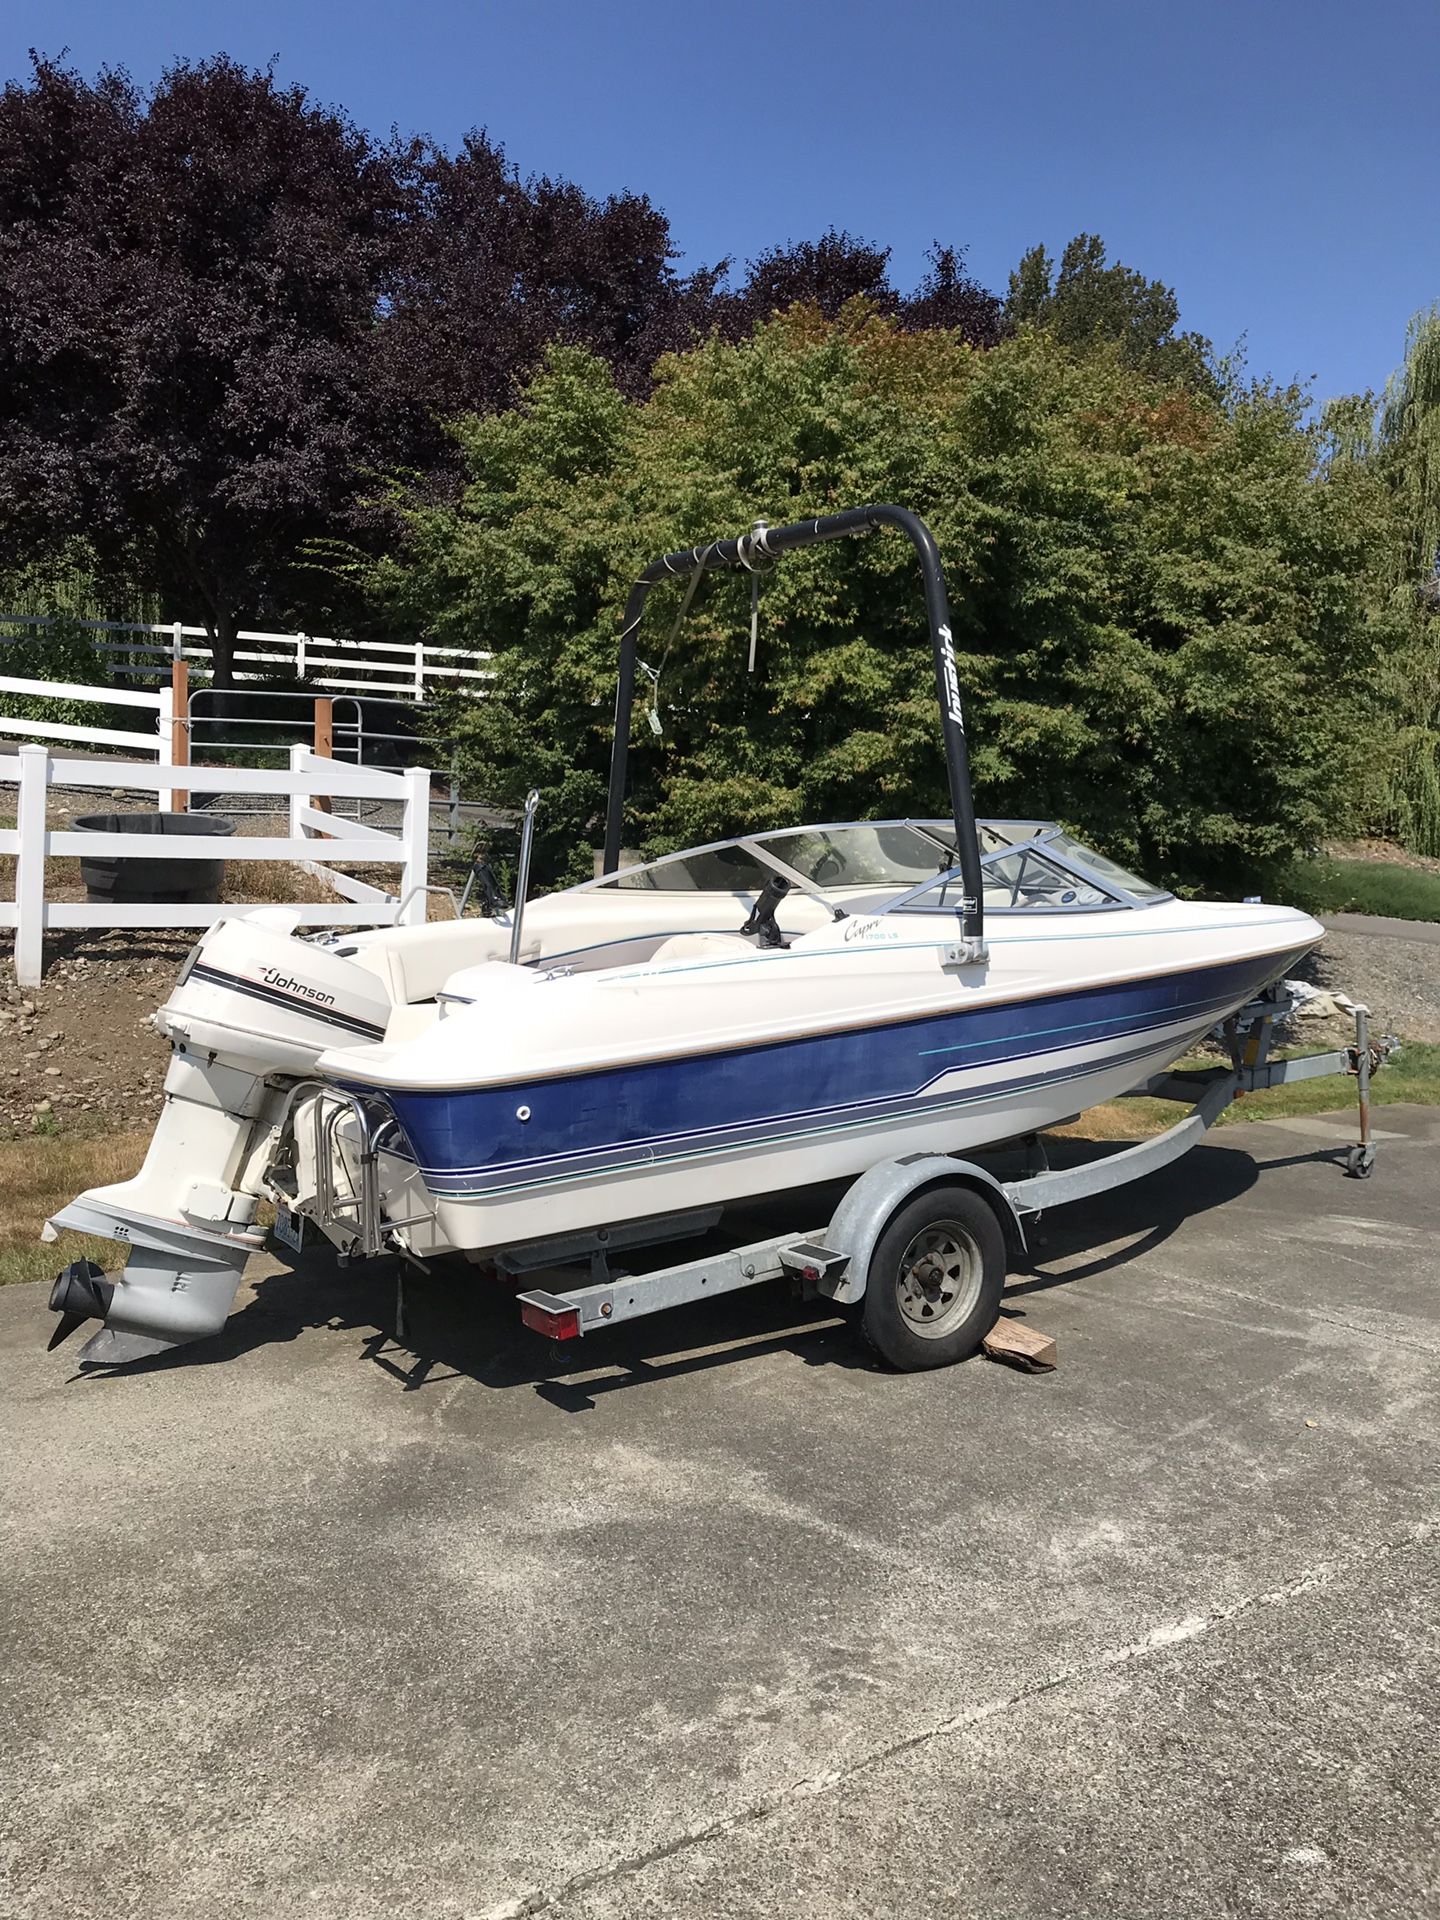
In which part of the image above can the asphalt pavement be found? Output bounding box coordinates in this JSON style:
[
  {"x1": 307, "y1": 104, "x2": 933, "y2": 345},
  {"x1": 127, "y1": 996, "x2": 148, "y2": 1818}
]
[
  {"x1": 2, "y1": 1106, "x2": 1437, "y2": 1920},
  {"x1": 1323, "y1": 909, "x2": 1440, "y2": 946}
]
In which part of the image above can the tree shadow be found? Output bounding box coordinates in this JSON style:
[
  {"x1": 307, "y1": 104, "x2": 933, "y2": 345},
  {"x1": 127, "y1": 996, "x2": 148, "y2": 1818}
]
[
  {"x1": 71, "y1": 1239, "x2": 875, "y2": 1408},
  {"x1": 47, "y1": 926, "x2": 196, "y2": 967}
]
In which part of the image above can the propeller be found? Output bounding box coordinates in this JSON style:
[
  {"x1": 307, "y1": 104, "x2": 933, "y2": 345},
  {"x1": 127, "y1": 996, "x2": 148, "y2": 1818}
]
[{"x1": 47, "y1": 1260, "x2": 114, "y2": 1351}]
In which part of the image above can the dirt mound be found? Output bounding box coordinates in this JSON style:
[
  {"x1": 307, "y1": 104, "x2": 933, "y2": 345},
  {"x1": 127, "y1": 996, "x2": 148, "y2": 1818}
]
[{"x1": 1, "y1": 932, "x2": 186, "y2": 1139}]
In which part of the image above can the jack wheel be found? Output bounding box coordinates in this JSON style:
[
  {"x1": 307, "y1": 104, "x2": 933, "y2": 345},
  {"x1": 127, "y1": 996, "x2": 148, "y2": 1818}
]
[
  {"x1": 862, "y1": 1185, "x2": 1006, "y2": 1371},
  {"x1": 1345, "y1": 1144, "x2": 1376, "y2": 1180}
]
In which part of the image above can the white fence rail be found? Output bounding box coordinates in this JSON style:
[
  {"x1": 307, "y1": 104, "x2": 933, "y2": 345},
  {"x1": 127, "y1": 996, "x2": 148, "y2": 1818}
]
[
  {"x1": 0, "y1": 670, "x2": 179, "y2": 766},
  {"x1": 0, "y1": 743, "x2": 430, "y2": 984},
  {"x1": 0, "y1": 613, "x2": 490, "y2": 703}
]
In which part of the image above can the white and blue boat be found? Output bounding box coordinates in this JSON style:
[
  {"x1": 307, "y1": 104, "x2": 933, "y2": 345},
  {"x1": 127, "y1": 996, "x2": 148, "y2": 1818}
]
[
  {"x1": 44, "y1": 508, "x2": 1322, "y2": 1364},
  {"x1": 305, "y1": 817, "x2": 1319, "y2": 1255}
]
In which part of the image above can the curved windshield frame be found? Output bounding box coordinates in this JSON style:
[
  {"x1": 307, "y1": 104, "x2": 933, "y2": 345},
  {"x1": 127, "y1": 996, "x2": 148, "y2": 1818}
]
[
  {"x1": 573, "y1": 819, "x2": 1170, "y2": 915},
  {"x1": 871, "y1": 826, "x2": 1170, "y2": 916}
]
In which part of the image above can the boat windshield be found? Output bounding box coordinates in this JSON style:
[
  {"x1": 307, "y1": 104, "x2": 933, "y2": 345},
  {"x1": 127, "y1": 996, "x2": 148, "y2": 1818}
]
[
  {"x1": 1042, "y1": 832, "x2": 1168, "y2": 901},
  {"x1": 584, "y1": 820, "x2": 1169, "y2": 912},
  {"x1": 755, "y1": 822, "x2": 1014, "y2": 889},
  {"x1": 593, "y1": 821, "x2": 1011, "y2": 897},
  {"x1": 876, "y1": 828, "x2": 1169, "y2": 915},
  {"x1": 602, "y1": 840, "x2": 775, "y2": 892}
]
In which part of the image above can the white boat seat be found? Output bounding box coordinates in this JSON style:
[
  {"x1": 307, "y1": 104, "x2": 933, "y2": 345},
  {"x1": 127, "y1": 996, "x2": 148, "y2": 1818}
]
[
  {"x1": 438, "y1": 959, "x2": 547, "y2": 1003},
  {"x1": 383, "y1": 1002, "x2": 443, "y2": 1045},
  {"x1": 344, "y1": 920, "x2": 540, "y2": 1004},
  {"x1": 647, "y1": 932, "x2": 758, "y2": 967}
]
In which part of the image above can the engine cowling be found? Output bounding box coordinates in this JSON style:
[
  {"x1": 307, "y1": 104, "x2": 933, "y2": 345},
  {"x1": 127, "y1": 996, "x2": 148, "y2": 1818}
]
[{"x1": 157, "y1": 916, "x2": 395, "y2": 1075}]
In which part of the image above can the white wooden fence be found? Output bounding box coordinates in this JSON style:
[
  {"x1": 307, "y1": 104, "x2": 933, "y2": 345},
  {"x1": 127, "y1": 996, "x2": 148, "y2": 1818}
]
[
  {"x1": 0, "y1": 614, "x2": 490, "y2": 702},
  {"x1": 1, "y1": 743, "x2": 431, "y2": 984},
  {"x1": 0, "y1": 671, "x2": 186, "y2": 808},
  {"x1": 0, "y1": 672, "x2": 175, "y2": 747}
]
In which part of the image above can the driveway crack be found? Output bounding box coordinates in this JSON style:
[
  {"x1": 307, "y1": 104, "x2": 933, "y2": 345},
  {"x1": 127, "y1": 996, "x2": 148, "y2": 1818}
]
[{"x1": 478, "y1": 1519, "x2": 1435, "y2": 1919}]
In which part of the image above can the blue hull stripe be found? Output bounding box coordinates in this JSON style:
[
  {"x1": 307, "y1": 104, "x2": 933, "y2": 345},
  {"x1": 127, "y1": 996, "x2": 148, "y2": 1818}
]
[
  {"x1": 415, "y1": 1032, "x2": 1188, "y2": 1199},
  {"x1": 375, "y1": 951, "x2": 1302, "y2": 1200}
]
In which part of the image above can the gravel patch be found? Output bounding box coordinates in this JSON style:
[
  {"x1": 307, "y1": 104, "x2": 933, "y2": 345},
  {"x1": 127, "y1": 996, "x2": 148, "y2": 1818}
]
[{"x1": 1301, "y1": 927, "x2": 1440, "y2": 1043}]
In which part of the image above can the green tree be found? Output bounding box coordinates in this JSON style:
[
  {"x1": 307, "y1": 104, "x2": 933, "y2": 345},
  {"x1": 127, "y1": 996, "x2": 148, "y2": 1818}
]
[
  {"x1": 371, "y1": 307, "x2": 1397, "y2": 891},
  {"x1": 1006, "y1": 234, "x2": 1213, "y2": 389},
  {"x1": 1381, "y1": 306, "x2": 1440, "y2": 590},
  {"x1": 1320, "y1": 307, "x2": 1440, "y2": 853}
]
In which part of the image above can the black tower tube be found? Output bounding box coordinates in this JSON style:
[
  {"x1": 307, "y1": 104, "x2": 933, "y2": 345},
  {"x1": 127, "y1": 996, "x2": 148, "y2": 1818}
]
[{"x1": 601, "y1": 505, "x2": 985, "y2": 946}]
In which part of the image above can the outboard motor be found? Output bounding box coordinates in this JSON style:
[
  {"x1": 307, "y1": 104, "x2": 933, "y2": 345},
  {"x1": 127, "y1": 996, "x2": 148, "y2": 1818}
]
[{"x1": 44, "y1": 913, "x2": 395, "y2": 1366}]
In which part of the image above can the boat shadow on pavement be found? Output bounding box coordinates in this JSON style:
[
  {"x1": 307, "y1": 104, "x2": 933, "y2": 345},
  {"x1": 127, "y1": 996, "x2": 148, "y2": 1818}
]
[
  {"x1": 1003, "y1": 1131, "x2": 1348, "y2": 1298},
  {"x1": 64, "y1": 1131, "x2": 1347, "y2": 1409}
]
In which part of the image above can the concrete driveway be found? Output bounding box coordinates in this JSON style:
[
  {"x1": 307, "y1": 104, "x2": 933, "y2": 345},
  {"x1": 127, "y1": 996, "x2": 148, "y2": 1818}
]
[{"x1": 2, "y1": 1108, "x2": 1437, "y2": 1919}]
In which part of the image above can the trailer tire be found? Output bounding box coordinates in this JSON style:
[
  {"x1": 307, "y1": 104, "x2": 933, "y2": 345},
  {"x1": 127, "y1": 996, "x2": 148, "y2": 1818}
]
[{"x1": 861, "y1": 1185, "x2": 1006, "y2": 1371}]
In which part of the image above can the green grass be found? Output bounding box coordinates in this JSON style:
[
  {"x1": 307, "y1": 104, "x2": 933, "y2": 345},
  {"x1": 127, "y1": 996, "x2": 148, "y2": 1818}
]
[
  {"x1": 1275, "y1": 857, "x2": 1440, "y2": 923},
  {"x1": 0, "y1": 1130, "x2": 147, "y2": 1288},
  {"x1": 1056, "y1": 1041, "x2": 1440, "y2": 1141}
]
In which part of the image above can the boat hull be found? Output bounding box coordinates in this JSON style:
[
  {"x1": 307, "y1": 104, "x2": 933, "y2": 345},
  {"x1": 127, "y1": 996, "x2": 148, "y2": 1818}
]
[{"x1": 368, "y1": 945, "x2": 1312, "y2": 1256}]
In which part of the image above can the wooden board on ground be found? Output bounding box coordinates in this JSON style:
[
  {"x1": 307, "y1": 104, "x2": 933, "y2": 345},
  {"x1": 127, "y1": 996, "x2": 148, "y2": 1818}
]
[{"x1": 983, "y1": 1317, "x2": 1057, "y2": 1372}]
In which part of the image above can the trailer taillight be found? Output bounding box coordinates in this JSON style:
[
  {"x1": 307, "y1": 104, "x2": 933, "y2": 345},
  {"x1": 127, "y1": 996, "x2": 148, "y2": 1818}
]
[{"x1": 518, "y1": 1294, "x2": 581, "y2": 1340}]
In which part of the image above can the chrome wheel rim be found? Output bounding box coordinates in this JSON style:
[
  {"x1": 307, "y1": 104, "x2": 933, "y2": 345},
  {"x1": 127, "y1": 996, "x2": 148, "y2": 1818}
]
[{"x1": 894, "y1": 1220, "x2": 984, "y2": 1338}]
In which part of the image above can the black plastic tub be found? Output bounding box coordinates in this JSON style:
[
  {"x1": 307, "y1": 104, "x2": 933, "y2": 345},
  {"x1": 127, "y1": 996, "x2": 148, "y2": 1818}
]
[{"x1": 73, "y1": 811, "x2": 237, "y2": 905}]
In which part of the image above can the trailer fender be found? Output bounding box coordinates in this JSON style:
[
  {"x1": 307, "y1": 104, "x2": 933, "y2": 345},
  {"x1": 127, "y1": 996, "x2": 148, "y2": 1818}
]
[{"x1": 818, "y1": 1153, "x2": 1027, "y2": 1307}]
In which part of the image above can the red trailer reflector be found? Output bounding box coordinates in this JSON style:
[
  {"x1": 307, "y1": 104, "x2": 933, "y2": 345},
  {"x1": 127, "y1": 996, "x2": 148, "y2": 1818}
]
[{"x1": 518, "y1": 1293, "x2": 582, "y2": 1340}]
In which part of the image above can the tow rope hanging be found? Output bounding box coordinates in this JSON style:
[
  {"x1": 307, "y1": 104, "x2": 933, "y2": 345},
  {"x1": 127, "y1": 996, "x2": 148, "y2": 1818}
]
[
  {"x1": 640, "y1": 558, "x2": 704, "y2": 738},
  {"x1": 641, "y1": 660, "x2": 664, "y2": 734},
  {"x1": 737, "y1": 516, "x2": 773, "y2": 673}
]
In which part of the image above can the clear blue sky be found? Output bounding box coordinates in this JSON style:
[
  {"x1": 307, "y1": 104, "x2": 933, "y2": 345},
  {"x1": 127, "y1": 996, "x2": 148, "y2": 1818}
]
[{"x1": 5, "y1": 0, "x2": 1435, "y2": 404}]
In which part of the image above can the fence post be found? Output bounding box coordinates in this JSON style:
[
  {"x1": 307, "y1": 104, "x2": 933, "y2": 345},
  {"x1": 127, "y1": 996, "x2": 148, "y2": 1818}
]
[
  {"x1": 414, "y1": 640, "x2": 425, "y2": 701},
  {"x1": 171, "y1": 620, "x2": 184, "y2": 663},
  {"x1": 399, "y1": 766, "x2": 430, "y2": 925},
  {"x1": 170, "y1": 658, "x2": 189, "y2": 814},
  {"x1": 156, "y1": 682, "x2": 175, "y2": 815},
  {"x1": 311, "y1": 698, "x2": 333, "y2": 828},
  {"x1": 288, "y1": 742, "x2": 310, "y2": 852},
  {"x1": 297, "y1": 631, "x2": 308, "y2": 681},
  {"x1": 15, "y1": 744, "x2": 48, "y2": 986}
]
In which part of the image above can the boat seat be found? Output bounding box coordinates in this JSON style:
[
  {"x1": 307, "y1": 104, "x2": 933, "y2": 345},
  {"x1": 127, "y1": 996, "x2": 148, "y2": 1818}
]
[
  {"x1": 438, "y1": 958, "x2": 547, "y2": 1004},
  {"x1": 647, "y1": 932, "x2": 758, "y2": 967},
  {"x1": 383, "y1": 1002, "x2": 443, "y2": 1045},
  {"x1": 344, "y1": 920, "x2": 540, "y2": 1004}
]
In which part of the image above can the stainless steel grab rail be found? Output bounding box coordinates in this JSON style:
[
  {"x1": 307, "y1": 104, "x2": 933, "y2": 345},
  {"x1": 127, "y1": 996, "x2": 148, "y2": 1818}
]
[{"x1": 265, "y1": 1079, "x2": 433, "y2": 1259}]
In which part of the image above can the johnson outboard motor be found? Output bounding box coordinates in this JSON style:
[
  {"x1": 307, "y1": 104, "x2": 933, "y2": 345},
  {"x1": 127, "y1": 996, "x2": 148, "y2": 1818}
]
[{"x1": 44, "y1": 912, "x2": 394, "y2": 1365}]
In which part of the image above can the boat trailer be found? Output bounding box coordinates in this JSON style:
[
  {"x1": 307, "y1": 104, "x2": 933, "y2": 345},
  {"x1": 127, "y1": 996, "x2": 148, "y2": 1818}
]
[{"x1": 289, "y1": 984, "x2": 1389, "y2": 1374}]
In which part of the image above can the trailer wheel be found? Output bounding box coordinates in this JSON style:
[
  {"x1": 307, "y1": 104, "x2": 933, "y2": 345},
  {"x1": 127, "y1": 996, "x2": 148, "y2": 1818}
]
[{"x1": 862, "y1": 1185, "x2": 1006, "y2": 1371}]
